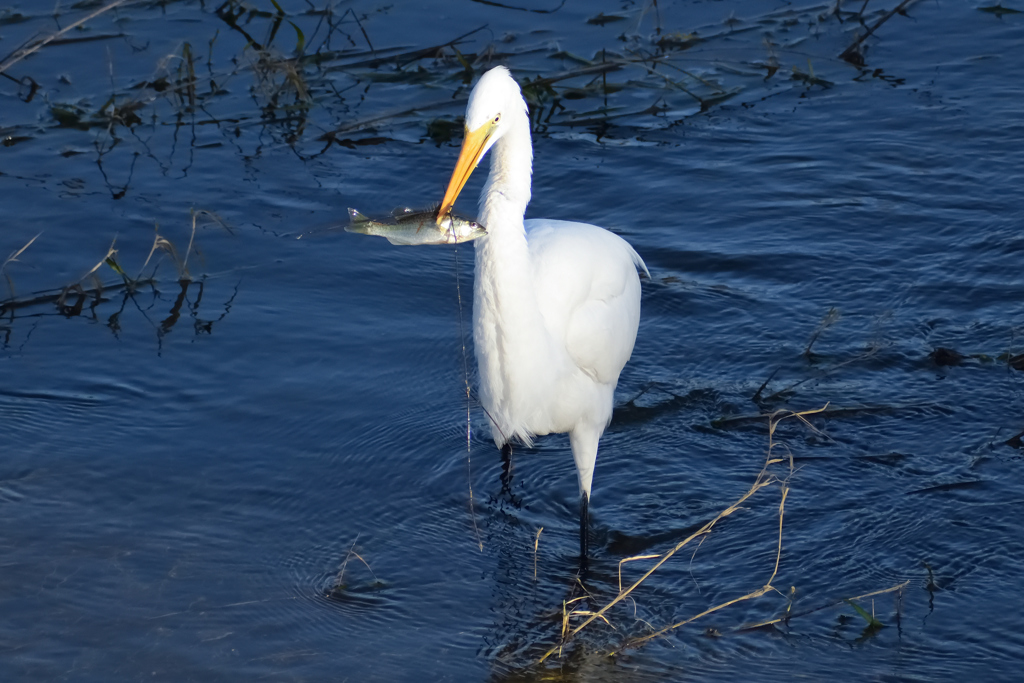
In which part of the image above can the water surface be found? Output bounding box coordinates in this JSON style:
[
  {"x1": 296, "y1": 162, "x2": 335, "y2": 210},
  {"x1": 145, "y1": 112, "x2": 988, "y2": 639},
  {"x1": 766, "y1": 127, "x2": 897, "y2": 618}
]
[{"x1": 1, "y1": 1, "x2": 1023, "y2": 680}]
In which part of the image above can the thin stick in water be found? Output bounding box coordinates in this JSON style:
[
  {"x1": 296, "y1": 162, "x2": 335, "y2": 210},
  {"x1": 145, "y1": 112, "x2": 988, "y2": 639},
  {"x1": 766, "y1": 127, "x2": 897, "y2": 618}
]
[
  {"x1": 840, "y1": 0, "x2": 922, "y2": 63},
  {"x1": 0, "y1": 0, "x2": 133, "y2": 76},
  {"x1": 454, "y1": 243, "x2": 483, "y2": 552},
  {"x1": 533, "y1": 527, "x2": 544, "y2": 581}
]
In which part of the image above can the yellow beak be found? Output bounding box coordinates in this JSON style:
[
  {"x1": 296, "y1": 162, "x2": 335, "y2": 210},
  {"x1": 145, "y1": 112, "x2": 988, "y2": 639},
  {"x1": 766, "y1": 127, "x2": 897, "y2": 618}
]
[{"x1": 437, "y1": 124, "x2": 493, "y2": 225}]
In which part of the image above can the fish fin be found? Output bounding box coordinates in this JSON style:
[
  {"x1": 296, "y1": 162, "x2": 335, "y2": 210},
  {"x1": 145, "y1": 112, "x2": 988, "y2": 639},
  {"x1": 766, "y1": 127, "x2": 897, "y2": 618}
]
[{"x1": 348, "y1": 208, "x2": 370, "y2": 223}]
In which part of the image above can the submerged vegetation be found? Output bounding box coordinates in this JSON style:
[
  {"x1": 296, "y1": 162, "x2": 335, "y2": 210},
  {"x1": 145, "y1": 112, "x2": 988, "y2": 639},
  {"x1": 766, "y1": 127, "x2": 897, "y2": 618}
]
[
  {"x1": 0, "y1": 0, "x2": 931, "y2": 341},
  {"x1": 0, "y1": 211, "x2": 237, "y2": 351},
  {"x1": 0, "y1": 0, "x2": 930, "y2": 157}
]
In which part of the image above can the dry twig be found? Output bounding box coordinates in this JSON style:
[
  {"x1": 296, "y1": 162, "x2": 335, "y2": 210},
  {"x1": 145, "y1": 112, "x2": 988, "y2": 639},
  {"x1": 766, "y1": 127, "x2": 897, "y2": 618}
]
[
  {"x1": 840, "y1": 0, "x2": 922, "y2": 63},
  {"x1": 539, "y1": 405, "x2": 828, "y2": 663},
  {"x1": 0, "y1": 0, "x2": 134, "y2": 76}
]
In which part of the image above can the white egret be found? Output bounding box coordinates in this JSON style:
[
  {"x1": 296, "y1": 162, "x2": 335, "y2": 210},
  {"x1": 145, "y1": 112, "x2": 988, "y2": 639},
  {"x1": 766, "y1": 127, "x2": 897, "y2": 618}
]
[{"x1": 438, "y1": 66, "x2": 648, "y2": 561}]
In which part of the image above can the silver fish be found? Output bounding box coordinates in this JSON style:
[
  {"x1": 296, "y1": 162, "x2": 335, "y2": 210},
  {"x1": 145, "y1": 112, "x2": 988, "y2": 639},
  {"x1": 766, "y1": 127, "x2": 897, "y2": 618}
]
[{"x1": 345, "y1": 206, "x2": 486, "y2": 246}]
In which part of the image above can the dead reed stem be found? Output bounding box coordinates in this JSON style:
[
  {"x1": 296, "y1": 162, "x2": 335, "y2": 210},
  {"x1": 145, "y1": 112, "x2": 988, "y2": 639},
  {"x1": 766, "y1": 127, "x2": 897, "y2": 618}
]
[
  {"x1": 454, "y1": 243, "x2": 484, "y2": 552},
  {"x1": 0, "y1": 0, "x2": 134, "y2": 76},
  {"x1": 534, "y1": 527, "x2": 544, "y2": 582},
  {"x1": 2, "y1": 233, "x2": 40, "y2": 298},
  {"x1": 741, "y1": 579, "x2": 910, "y2": 630},
  {"x1": 840, "y1": 0, "x2": 923, "y2": 63},
  {"x1": 539, "y1": 405, "x2": 828, "y2": 663},
  {"x1": 335, "y1": 535, "x2": 379, "y2": 588}
]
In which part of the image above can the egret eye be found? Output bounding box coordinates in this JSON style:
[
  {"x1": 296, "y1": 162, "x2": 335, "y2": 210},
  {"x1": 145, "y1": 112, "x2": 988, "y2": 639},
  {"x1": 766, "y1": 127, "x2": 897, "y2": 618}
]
[{"x1": 493, "y1": 114, "x2": 501, "y2": 125}]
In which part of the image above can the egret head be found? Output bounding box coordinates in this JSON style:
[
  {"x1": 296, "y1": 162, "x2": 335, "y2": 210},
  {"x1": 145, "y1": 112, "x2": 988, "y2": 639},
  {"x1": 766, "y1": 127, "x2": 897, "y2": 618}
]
[{"x1": 438, "y1": 66, "x2": 527, "y2": 223}]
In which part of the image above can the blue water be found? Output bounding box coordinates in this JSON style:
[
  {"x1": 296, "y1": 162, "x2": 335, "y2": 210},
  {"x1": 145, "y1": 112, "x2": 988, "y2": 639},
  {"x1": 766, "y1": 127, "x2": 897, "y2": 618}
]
[{"x1": 2, "y1": 0, "x2": 1023, "y2": 680}]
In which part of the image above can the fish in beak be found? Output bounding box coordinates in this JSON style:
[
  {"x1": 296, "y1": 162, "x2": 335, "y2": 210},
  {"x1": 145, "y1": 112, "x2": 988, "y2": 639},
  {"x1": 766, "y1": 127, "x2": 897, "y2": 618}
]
[{"x1": 437, "y1": 122, "x2": 496, "y2": 225}]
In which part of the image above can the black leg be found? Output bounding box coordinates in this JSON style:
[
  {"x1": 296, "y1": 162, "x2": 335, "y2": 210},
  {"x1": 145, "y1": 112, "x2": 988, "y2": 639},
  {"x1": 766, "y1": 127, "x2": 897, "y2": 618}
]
[
  {"x1": 499, "y1": 442, "x2": 513, "y2": 493},
  {"x1": 579, "y1": 491, "x2": 590, "y2": 568}
]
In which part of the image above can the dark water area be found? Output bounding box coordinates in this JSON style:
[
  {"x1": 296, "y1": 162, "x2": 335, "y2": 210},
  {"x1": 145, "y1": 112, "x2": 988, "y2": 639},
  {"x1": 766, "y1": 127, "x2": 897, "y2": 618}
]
[{"x1": 2, "y1": 0, "x2": 1023, "y2": 680}]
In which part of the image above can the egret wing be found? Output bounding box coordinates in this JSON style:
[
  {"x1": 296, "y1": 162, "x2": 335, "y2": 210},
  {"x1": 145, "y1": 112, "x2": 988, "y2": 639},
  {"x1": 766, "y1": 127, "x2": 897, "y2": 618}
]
[{"x1": 526, "y1": 219, "x2": 645, "y2": 385}]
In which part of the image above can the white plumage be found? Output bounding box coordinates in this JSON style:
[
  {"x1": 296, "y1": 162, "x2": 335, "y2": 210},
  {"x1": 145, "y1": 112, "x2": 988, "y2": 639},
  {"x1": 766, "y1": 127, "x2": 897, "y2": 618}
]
[{"x1": 438, "y1": 66, "x2": 647, "y2": 559}]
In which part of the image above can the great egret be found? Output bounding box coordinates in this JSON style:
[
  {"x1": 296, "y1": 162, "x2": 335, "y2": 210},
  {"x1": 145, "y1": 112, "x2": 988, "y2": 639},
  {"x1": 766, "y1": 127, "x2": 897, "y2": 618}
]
[{"x1": 438, "y1": 66, "x2": 648, "y2": 561}]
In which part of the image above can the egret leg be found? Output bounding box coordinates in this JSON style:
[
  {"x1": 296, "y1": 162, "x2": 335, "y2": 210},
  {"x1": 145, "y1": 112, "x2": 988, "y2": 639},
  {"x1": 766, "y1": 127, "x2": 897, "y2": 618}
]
[
  {"x1": 579, "y1": 491, "x2": 590, "y2": 566},
  {"x1": 569, "y1": 427, "x2": 598, "y2": 566},
  {"x1": 500, "y1": 442, "x2": 514, "y2": 492}
]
